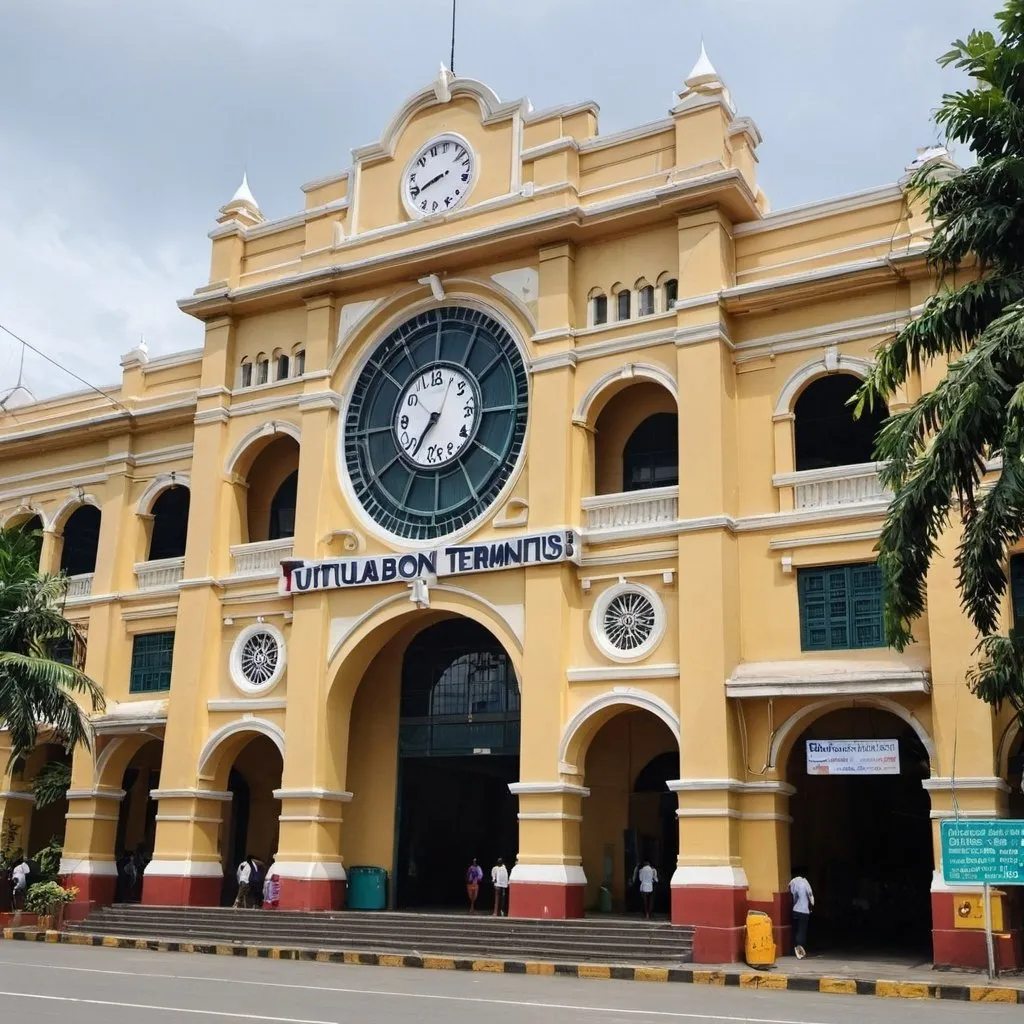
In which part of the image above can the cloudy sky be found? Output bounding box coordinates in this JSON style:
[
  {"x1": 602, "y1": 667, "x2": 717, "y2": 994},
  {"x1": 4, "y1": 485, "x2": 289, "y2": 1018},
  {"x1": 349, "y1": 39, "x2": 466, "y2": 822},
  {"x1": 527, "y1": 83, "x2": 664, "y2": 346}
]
[{"x1": 0, "y1": 0, "x2": 991, "y2": 401}]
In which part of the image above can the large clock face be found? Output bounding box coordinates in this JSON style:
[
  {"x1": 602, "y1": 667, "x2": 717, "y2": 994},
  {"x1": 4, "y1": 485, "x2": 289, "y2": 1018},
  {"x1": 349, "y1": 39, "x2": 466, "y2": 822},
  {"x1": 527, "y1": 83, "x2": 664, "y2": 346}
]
[
  {"x1": 344, "y1": 306, "x2": 528, "y2": 541},
  {"x1": 402, "y1": 134, "x2": 476, "y2": 219}
]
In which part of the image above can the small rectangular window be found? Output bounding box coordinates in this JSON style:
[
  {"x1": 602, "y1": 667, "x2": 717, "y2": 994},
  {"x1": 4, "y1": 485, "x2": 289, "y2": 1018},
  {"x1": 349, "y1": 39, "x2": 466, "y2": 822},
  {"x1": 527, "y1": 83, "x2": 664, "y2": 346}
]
[
  {"x1": 639, "y1": 286, "x2": 655, "y2": 317},
  {"x1": 593, "y1": 295, "x2": 607, "y2": 326},
  {"x1": 129, "y1": 631, "x2": 175, "y2": 693},
  {"x1": 664, "y1": 279, "x2": 678, "y2": 308},
  {"x1": 293, "y1": 350, "x2": 306, "y2": 376},
  {"x1": 617, "y1": 290, "x2": 631, "y2": 321},
  {"x1": 276, "y1": 355, "x2": 289, "y2": 380},
  {"x1": 240, "y1": 363, "x2": 253, "y2": 388},
  {"x1": 256, "y1": 360, "x2": 269, "y2": 385},
  {"x1": 797, "y1": 562, "x2": 885, "y2": 652}
]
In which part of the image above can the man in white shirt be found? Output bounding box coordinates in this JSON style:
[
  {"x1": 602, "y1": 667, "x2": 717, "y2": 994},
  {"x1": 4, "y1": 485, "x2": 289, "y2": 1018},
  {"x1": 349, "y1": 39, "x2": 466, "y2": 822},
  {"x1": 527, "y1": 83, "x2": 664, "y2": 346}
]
[
  {"x1": 788, "y1": 870, "x2": 815, "y2": 959},
  {"x1": 491, "y1": 858, "x2": 509, "y2": 917},
  {"x1": 11, "y1": 858, "x2": 30, "y2": 910},
  {"x1": 637, "y1": 861, "x2": 658, "y2": 919},
  {"x1": 233, "y1": 856, "x2": 253, "y2": 908}
]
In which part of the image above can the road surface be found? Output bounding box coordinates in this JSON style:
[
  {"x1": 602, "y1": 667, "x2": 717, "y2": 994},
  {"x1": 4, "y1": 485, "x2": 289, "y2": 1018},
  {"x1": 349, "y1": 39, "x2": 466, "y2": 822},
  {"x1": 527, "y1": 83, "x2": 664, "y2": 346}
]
[{"x1": 0, "y1": 940, "x2": 1018, "y2": 1022}]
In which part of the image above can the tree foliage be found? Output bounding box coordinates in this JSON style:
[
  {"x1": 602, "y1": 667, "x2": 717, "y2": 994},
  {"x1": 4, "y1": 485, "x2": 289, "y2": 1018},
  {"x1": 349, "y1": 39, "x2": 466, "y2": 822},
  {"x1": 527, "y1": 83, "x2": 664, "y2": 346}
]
[
  {"x1": 0, "y1": 526, "x2": 104, "y2": 764},
  {"x1": 31, "y1": 760, "x2": 72, "y2": 809},
  {"x1": 857, "y1": 1, "x2": 1024, "y2": 723}
]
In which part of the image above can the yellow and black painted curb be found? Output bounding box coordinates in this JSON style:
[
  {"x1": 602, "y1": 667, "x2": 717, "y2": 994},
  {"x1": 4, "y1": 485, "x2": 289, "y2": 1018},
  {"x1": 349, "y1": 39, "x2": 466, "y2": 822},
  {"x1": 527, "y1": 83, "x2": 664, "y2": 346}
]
[{"x1": 3, "y1": 928, "x2": 1022, "y2": 1004}]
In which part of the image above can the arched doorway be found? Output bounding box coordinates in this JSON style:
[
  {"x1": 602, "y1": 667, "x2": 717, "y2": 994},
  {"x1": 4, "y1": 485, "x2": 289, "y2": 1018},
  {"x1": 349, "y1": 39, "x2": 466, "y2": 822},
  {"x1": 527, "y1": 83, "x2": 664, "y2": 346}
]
[
  {"x1": 114, "y1": 740, "x2": 163, "y2": 903},
  {"x1": 218, "y1": 734, "x2": 282, "y2": 905},
  {"x1": 394, "y1": 618, "x2": 520, "y2": 909},
  {"x1": 580, "y1": 709, "x2": 678, "y2": 916},
  {"x1": 787, "y1": 707, "x2": 932, "y2": 953}
]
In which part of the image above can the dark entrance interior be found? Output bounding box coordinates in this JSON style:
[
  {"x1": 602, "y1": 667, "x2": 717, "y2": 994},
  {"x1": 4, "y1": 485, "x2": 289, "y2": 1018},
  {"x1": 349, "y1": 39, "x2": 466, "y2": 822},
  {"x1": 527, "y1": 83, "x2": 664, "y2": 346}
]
[
  {"x1": 394, "y1": 618, "x2": 520, "y2": 909},
  {"x1": 788, "y1": 708, "x2": 933, "y2": 955},
  {"x1": 627, "y1": 750, "x2": 679, "y2": 915}
]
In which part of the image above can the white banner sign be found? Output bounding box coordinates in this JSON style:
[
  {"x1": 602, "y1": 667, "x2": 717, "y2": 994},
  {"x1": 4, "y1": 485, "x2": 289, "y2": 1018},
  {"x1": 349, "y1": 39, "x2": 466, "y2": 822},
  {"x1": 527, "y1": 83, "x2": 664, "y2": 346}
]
[{"x1": 806, "y1": 739, "x2": 900, "y2": 776}]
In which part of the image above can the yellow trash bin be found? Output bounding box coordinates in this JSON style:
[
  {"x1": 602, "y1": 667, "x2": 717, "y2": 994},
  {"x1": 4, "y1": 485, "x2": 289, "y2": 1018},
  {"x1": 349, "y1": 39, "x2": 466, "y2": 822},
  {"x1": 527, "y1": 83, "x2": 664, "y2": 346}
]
[{"x1": 745, "y1": 910, "x2": 776, "y2": 968}]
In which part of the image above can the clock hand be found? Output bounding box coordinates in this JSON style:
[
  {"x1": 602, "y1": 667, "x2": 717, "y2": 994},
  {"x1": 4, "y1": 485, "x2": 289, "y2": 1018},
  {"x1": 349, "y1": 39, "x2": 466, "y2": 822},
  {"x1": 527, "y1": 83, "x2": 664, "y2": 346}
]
[
  {"x1": 420, "y1": 171, "x2": 447, "y2": 191},
  {"x1": 413, "y1": 410, "x2": 440, "y2": 455}
]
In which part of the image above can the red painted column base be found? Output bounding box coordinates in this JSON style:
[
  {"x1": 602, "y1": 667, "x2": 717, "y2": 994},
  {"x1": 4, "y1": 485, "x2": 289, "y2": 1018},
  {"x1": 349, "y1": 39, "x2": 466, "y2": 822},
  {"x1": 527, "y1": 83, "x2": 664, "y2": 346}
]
[
  {"x1": 673, "y1": 885, "x2": 748, "y2": 963},
  {"x1": 277, "y1": 877, "x2": 345, "y2": 911},
  {"x1": 509, "y1": 882, "x2": 585, "y2": 920},
  {"x1": 63, "y1": 871, "x2": 116, "y2": 922},
  {"x1": 931, "y1": 892, "x2": 1023, "y2": 970},
  {"x1": 142, "y1": 874, "x2": 222, "y2": 907}
]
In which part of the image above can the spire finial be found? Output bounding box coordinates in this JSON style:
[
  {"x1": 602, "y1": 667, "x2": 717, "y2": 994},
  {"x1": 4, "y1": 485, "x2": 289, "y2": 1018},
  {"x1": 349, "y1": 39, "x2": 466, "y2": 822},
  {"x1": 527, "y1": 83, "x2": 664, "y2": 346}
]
[
  {"x1": 686, "y1": 41, "x2": 719, "y2": 87},
  {"x1": 230, "y1": 172, "x2": 259, "y2": 211}
]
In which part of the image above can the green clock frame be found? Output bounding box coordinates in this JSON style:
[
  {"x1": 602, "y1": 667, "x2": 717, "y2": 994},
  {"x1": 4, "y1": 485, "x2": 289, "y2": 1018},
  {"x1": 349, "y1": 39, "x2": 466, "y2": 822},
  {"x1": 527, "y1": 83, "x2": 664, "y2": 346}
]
[{"x1": 343, "y1": 305, "x2": 529, "y2": 541}]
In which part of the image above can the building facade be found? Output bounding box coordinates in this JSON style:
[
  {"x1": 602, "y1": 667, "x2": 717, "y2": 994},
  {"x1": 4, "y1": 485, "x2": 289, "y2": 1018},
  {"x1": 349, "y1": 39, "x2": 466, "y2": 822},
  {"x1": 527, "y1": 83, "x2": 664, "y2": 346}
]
[{"x1": 1, "y1": 55, "x2": 1022, "y2": 967}]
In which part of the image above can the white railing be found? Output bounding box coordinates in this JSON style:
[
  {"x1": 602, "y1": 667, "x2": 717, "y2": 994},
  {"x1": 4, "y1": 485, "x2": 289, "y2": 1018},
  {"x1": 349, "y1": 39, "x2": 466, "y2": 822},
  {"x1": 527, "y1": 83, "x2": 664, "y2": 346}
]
[
  {"x1": 65, "y1": 573, "x2": 94, "y2": 600},
  {"x1": 581, "y1": 485, "x2": 679, "y2": 531},
  {"x1": 774, "y1": 462, "x2": 891, "y2": 511},
  {"x1": 230, "y1": 537, "x2": 294, "y2": 576},
  {"x1": 134, "y1": 557, "x2": 185, "y2": 590}
]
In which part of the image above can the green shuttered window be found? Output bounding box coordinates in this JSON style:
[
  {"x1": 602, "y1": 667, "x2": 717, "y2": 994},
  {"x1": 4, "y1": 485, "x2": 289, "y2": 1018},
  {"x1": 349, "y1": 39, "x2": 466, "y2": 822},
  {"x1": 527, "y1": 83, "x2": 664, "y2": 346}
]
[
  {"x1": 798, "y1": 562, "x2": 885, "y2": 651},
  {"x1": 129, "y1": 631, "x2": 175, "y2": 693}
]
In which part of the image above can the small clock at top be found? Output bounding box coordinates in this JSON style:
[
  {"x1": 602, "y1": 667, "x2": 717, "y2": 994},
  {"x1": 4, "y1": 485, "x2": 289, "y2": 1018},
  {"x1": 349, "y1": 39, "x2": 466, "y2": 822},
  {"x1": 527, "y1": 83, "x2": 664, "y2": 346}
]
[{"x1": 402, "y1": 133, "x2": 476, "y2": 219}]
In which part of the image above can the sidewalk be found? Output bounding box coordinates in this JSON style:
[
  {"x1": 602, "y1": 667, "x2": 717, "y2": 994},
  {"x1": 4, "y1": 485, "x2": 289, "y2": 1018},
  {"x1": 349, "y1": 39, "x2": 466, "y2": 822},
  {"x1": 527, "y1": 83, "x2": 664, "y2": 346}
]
[{"x1": 3, "y1": 927, "x2": 1023, "y2": 1004}]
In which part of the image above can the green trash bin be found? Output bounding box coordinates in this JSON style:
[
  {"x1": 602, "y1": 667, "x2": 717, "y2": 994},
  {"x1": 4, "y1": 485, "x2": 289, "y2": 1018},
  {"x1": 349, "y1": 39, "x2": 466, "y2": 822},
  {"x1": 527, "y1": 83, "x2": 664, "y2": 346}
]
[{"x1": 347, "y1": 866, "x2": 387, "y2": 910}]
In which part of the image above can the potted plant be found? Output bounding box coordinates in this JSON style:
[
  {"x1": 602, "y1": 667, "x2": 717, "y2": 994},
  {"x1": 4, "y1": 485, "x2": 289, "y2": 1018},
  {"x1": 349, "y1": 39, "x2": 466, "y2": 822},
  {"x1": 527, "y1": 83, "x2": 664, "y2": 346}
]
[{"x1": 24, "y1": 881, "x2": 78, "y2": 931}]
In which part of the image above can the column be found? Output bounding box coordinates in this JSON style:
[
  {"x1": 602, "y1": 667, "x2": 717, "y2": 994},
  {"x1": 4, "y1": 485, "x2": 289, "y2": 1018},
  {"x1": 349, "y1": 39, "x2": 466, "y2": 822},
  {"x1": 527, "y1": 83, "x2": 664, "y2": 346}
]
[
  {"x1": 270, "y1": 294, "x2": 348, "y2": 910},
  {"x1": 670, "y1": 209, "x2": 746, "y2": 962},
  {"x1": 925, "y1": 522, "x2": 1018, "y2": 968},
  {"x1": 508, "y1": 242, "x2": 586, "y2": 917}
]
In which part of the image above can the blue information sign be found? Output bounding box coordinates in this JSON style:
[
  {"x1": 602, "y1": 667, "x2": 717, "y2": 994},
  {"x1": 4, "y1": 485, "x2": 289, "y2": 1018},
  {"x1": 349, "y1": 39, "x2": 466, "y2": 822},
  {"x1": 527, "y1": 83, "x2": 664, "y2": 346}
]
[{"x1": 940, "y1": 819, "x2": 1024, "y2": 885}]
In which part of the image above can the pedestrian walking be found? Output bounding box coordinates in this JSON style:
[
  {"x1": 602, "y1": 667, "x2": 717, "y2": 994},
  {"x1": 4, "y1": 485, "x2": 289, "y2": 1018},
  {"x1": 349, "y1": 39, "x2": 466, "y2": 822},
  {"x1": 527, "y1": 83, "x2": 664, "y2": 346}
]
[
  {"x1": 637, "y1": 860, "x2": 658, "y2": 919},
  {"x1": 491, "y1": 858, "x2": 509, "y2": 917},
  {"x1": 233, "y1": 854, "x2": 255, "y2": 908},
  {"x1": 466, "y1": 858, "x2": 483, "y2": 912},
  {"x1": 789, "y1": 869, "x2": 814, "y2": 959},
  {"x1": 10, "y1": 857, "x2": 29, "y2": 911}
]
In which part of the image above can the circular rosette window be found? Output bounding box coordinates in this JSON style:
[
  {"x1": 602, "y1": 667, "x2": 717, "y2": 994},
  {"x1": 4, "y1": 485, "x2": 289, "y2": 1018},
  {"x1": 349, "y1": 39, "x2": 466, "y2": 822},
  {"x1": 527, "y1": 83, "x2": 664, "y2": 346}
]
[
  {"x1": 230, "y1": 622, "x2": 287, "y2": 694},
  {"x1": 590, "y1": 582, "x2": 665, "y2": 663}
]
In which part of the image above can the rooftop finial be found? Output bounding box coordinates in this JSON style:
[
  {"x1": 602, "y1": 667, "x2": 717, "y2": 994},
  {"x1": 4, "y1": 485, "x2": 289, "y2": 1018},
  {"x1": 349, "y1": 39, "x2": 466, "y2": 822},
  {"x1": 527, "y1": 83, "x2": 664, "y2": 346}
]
[
  {"x1": 686, "y1": 41, "x2": 719, "y2": 88},
  {"x1": 230, "y1": 172, "x2": 259, "y2": 211}
]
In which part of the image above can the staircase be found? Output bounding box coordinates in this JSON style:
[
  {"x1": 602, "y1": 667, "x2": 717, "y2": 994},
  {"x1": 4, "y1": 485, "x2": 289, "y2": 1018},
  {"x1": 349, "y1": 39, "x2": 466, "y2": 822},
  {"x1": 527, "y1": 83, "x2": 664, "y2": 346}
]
[{"x1": 67, "y1": 905, "x2": 694, "y2": 966}]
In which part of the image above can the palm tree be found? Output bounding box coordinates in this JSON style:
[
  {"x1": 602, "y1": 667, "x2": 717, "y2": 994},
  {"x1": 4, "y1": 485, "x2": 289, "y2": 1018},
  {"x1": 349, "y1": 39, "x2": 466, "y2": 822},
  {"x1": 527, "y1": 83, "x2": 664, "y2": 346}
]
[{"x1": 0, "y1": 525, "x2": 104, "y2": 765}]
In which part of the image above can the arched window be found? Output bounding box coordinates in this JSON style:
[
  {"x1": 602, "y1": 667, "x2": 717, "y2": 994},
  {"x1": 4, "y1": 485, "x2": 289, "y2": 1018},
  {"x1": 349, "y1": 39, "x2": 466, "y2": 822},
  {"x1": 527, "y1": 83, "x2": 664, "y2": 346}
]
[
  {"x1": 60, "y1": 505, "x2": 101, "y2": 576},
  {"x1": 239, "y1": 360, "x2": 253, "y2": 388},
  {"x1": 400, "y1": 619, "x2": 519, "y2": 757},
  {"x1": 623, "y1": 413, "x2": 679, "y2": 491},
  {"x1": 794, "y1": 374, "x2": 888, "y2": 471},
  {"x1": 292, "y1": 349, "x2": 306, "y2": 377},
  {"x1": 268, "y1": 470, "x2": 298, "y2": 541},
  {"x1": 255, "y1": 355, "x2": 269, "y2": 386},
  {"x1": 274, "y1": 350, "x2": 289, "y2": 381},
  {"x1": 616, "y1": 289, "x2": 631, "y2": 321},
  {"x1": 592, "y1": 294, "x2": 608, "y2": 326},
  {"x1": 148, "y1": 486, "x2": 190, "y2": 560},
  {"x1": 663, "y1": 278, "x2": 678, "y2": 309},
  {"x1": 638, "y1": 285, "x2": 655, "y2": 317}
]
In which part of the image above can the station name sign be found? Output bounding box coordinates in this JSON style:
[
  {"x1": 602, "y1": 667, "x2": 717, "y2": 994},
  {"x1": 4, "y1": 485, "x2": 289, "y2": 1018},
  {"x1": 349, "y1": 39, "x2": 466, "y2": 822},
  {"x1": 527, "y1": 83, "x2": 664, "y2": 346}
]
[
  {"x1": 280, "y1": 529, "x2": 581, "y2": 594},
  {"x1": 806, "y1": 738, "x2": 900, "y2": 776}
]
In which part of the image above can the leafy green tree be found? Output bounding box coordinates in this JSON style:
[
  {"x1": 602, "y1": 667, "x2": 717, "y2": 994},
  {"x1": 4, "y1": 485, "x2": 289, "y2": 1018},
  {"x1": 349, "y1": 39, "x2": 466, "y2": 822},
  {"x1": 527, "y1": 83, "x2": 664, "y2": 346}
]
[
  {"x1": 0, "y1": 526, "x2": 104, "y2": 763},
  {"x1": 858, "y1": 1, "x2": 1024, "y2": 727},
  {"x1": 31, "y1": 759, "x2": 72, "y2": 809}
]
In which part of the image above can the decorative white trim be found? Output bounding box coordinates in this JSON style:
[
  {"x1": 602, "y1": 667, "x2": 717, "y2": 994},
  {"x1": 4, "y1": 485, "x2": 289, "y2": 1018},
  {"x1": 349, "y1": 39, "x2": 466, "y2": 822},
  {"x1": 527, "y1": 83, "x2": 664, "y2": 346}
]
[
  {"x1": 773, "y1": 350, "x2": 875, "y2": 417},
  {"x1": 566, "y1": 664, "x2": 679, "y2": 683},
  {"x1": 47, "y1": 492, "x2": 101, "y2": 533},
  {"x1": 207, "y1": 698, "x2": 286, "y2": 713},
  {"x1": 135, "y1": 474, "x2": 191, "y2": 516},
  {"x1": 559, "y1": 687, "x2": 679, "y2": 766},
  {"x1": 273, "y1": 788, "x2": 353, "y2": 803},
  {"x1": 676, "y1": 808, "x2": 742, "y2": 819},
  {"x1": 58, "y1": 858, "x2": 117, "y2": 877},
  {"x1": 229, "y1": 621, "x2": 287, "y2": 695},
  {"x1": 144, "y1": 859, "x2": 223, "y2": 878},
  {"x1": 0, "y1": 790, "x2": 35, "y2": 803},
  {"x1": 517, "y1": 812, "x2": 583, "y2": 822},
  {"x1": 278, "y1": 815, "x2": 345, "y2": 824},
  {"x1": 508, "y1": 782, "x2": 590, "y2": 797},
  {"x1": 727, "y1": 660, "x2": 931, "y2": 699},
  {"x1": 508, "y1": 864, "x2": 587, "y2": 886},
  {"x1": 154, "y1": 814, "x2": 224, "y2": 824},
  {"x1": 768, "y1": 528, "x2": 882, "y2": 551},
  {"x1": 732, "y1": 183, "x2": 903, "y2": 237},
  {"x1": 224, "y1": 420, "x2": 301, "y2": 476},
  {"x1": 268, "y1": 860, "x2": 347, "y2": 881},
  {"x1": 149, "y1": 789, "x2": 233, "y2": 802},
  {"x1": 929, "y1": 809, "x2": 1003, "y2": 820},
  {"x1": 921, "y1": 776, "x2": 1010, "y2": 793},
  {"x1": 589, "y1": 581, "x2": 665, "y2": 663},
  {"x1": 768, "y1": 695, "x2": 936, "y2": 770},
  {"x1": 573, "y1": 362, "x2": 677, "y2": 426},
  {"x1": 670, "y1": 866, "x2": 749, "y2": 888},
  {"x1": 197, "y1": 718, "x2": 285, "y2": 777},
  {"x1": 65, "y1": 788, "x2": 126, "y2": 802},
  {"x1": 667, "y1": 779, "x2": 796, "y2": 796}
]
